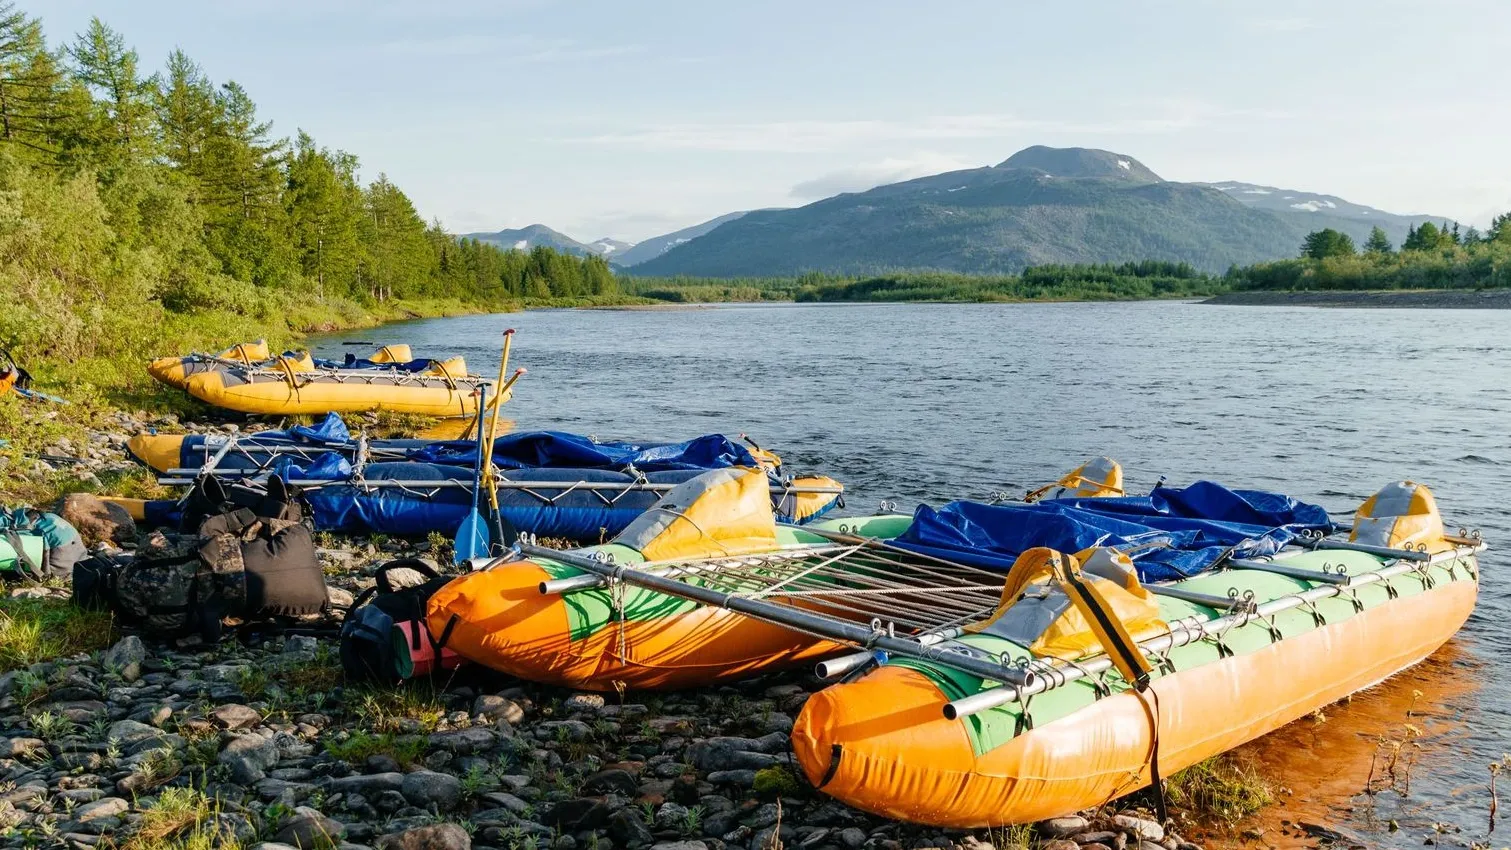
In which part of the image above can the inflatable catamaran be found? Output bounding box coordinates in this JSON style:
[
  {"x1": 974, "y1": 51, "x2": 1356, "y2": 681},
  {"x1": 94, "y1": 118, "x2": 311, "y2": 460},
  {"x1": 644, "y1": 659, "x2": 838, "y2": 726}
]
[
  {"x1": 122, "y1": 416, "x2": 844, "y2": 539},
  {"x1": 425, "y1": 461, "x2": 1482, "y2": 827},
  {"x1": 148, "y1": 341, "x2": 489, "y2": 416}
]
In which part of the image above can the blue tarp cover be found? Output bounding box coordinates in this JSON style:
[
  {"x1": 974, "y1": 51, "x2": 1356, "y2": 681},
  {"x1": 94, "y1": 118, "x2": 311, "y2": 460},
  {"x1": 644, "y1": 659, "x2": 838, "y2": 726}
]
[
  {"x1": 894, "y1": 481, "x2": 1334, "y2": 582},
  {"x1": 408, "y1": 431, "x2": 759, "y2": 472}
]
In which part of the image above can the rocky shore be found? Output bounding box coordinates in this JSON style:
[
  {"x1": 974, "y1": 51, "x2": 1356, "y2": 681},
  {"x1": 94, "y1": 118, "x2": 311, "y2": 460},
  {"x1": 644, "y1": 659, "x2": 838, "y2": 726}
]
[{"x1": 0, "y1": 417, "x2": 1211, "y2": 850}]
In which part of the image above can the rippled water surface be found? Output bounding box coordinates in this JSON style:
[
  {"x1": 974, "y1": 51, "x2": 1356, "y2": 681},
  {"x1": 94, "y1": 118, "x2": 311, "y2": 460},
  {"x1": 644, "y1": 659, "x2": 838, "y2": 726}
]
[{"x1": 315, "y1": 301, "x2": 1511, "y2": 847}]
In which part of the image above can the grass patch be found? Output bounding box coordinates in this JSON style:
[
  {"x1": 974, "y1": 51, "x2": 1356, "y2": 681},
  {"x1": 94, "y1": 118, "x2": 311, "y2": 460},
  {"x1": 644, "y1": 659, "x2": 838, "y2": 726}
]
[
  {"x1": 115, "y1": 787, "x2": 241, "y2": 850},
  {"x1": 347, "y1": 683, "x2": 446, "y2": 733},
  {"x1": 0, "y1": 596, "x2": 115, "y2": 671},
  {"x1": 323, "y1": 729, "x2": 426, "y2": 766},
  {"x1": 1164, "y1": 754, "x2": 1274, "y2": 827}
]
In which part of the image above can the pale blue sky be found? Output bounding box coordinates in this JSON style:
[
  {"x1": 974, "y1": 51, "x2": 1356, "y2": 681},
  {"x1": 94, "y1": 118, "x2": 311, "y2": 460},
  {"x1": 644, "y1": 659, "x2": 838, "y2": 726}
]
[{"x1": 29, "y1": 0, "x2": 1511, "y2": 241}]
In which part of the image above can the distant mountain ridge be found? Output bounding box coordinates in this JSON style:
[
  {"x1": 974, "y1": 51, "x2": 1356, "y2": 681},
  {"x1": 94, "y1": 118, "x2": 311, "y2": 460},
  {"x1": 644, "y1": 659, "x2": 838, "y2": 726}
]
[
  {"x1": 463, "y1": 224, "x2": 598, "y2": 257},
  {"x1": 1198, "y1": 181, "x2": 1439, "y2": 239},
  {"x1": 628, "y1": 146, "x2": 1450, "y2": 276},
  {"x1": 612, "y1": 211, "x2": 752, "y2": 266},
  {"x1": 467, "y1": 147, "x2": 1449, "y2": 276}
]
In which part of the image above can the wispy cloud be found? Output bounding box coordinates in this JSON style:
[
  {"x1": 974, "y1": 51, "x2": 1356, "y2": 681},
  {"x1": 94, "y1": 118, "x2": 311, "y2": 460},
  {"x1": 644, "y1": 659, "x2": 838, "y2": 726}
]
[
  {"x1": 1242, "y1": 16, "x2": 1319, "y2": 33},
  {"x1": 381, "y1": 34, "x2": 643, "y2": 63},
  {"x1": 790, "y1": 153, "x2": 981, "y2": 199}
]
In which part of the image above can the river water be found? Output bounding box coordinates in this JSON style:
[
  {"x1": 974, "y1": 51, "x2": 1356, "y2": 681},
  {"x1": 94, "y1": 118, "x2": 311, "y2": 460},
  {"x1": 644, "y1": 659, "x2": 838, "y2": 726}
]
[{"x1": 313, "y1": 301, "x2": 1511, "y2": 847}]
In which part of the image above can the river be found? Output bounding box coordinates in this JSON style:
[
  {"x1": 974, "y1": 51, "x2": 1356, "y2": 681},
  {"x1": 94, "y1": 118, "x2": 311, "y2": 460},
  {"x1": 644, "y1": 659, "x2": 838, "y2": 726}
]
[{"x1": 313, "y1": 301, "x2": 1511, "y2": 847}]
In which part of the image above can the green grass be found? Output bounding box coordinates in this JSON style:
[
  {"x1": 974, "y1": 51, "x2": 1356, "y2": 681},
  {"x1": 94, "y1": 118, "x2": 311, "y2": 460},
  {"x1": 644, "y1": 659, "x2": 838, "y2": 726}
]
[
  {"x1": 323, "y1": 729, "x2": 427, "y2": 766},
  {"x1": 1164, "y1": 754, "x2": 1274, "y2": 827},
  {"x1": 0, "y1": 596, "x2": 116, "y2": 671},
  {"x1": 117, "y1": 787, "x2": 243, "y2": 850}
]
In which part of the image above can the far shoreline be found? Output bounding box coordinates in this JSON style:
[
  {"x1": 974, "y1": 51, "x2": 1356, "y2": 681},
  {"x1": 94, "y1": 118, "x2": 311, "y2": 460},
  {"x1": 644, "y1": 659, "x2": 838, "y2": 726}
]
[{"x1": 1203, "y1": 289, "x2": 1511, "y2": 309}]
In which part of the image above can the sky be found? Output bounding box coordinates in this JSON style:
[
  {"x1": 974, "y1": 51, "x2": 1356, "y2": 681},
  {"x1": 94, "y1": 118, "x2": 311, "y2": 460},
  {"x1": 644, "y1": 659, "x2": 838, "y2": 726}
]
[{"x1": 28, "y1": 0, "x2": 1511, "y2": 242}]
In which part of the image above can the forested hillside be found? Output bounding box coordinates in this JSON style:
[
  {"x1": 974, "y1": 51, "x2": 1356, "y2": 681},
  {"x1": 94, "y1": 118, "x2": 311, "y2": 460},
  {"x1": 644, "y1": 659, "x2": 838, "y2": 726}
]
[{"x1": 0, "y1": 3, "x2": 615, "y2": 379}]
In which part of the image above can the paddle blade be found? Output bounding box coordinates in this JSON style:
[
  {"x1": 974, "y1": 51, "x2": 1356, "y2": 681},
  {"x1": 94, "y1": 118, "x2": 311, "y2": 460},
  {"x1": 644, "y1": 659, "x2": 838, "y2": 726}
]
[{"x1": 454, "y1": 510, "x2": 491, "y2": 564}]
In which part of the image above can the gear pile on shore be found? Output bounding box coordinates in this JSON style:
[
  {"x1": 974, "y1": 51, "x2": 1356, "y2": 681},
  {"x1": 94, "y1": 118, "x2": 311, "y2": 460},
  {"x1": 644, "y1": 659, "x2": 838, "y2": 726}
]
[{"x1": 0, "y1": 417, "x2": 1211, "y2": 850}]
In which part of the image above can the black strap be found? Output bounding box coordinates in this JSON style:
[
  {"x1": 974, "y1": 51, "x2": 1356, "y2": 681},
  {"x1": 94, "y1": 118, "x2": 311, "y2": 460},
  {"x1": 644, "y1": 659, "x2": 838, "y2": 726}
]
[{"x1": 4, "y1": 530, "x2": 43, "y2": 582}]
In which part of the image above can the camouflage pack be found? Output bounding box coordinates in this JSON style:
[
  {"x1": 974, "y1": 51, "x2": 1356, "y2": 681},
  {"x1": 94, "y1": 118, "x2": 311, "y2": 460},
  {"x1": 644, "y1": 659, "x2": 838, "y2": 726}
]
[{"x1": 82, "y1": 508, "x2": 328, "y2": 641}]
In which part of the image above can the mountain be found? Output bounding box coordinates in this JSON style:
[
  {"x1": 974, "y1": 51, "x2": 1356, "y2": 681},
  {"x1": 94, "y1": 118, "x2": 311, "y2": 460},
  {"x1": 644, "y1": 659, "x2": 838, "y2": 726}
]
[
  {"x1": 997, "y1": 145, "x2": 1163, "y2": 184},
  {"x1": 589, "y1": 237, "x2": 635, "y2": 259},
  {"x1": 1198, "y1": 181, "x2": 1439, "y2": 247},
  {"x1": 630, "y1": 147, "x2": 1450, "y2": 277},
  {"x1": 614, "y1": 211, "x2": 752, "y2": 267},
  {"x1": 463, "y1": 224, "x2": 597, "y2": 256}
]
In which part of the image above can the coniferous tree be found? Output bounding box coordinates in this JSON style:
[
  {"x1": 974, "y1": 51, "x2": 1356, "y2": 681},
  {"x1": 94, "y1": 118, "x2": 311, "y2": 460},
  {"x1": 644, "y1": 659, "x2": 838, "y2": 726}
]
[
  {"x1": 1301, "y1": 228, "x2": 1355, "y2": 259},
  {"x1": 66, "y1": 18, "x2": 155, "y2": 164},
  {"x1": 1363, "y1": 226, "x2": 1393, "y2": 255},
  {"x1": 0, "y1": 3, "x2": 68, "y2": 163}
]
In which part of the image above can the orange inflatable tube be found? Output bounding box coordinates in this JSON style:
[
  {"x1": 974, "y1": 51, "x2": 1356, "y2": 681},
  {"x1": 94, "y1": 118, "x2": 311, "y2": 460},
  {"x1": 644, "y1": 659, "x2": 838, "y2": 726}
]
[{"x1": 791, "y1": 577, "x2": 1477, "y2": 827}]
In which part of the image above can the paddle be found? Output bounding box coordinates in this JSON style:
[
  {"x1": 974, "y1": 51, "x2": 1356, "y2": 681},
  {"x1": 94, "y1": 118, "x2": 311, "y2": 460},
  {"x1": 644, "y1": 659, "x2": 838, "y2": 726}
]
[
  {"x1": 482, "y1": 365, "x2": 527, "y2": 552},
  {"x1": 453, "y1": 331, "x2": 516, "y2": 563},
  {"x1": 452, "y1": 386, "x2": 490, "y2": 564}
]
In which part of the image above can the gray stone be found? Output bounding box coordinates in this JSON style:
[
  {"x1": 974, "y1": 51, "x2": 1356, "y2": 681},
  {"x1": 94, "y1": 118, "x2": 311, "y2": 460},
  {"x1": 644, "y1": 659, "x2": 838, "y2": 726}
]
[
  {"x1": 283, "y1": 636, "x2": 319, "y2": 657},
  {"x1": 472, "y1": 695, "x2": 524, "y2": 724},
  {"x1": 1074, "y1": 833, "x2": 1119, "y2": 846},
  {"x1": 839, "y1": 828, "x2": 867, "y2": 849},
  {"x1": 210, "y1": 704, "x2": 263, "y2": 730},
  {"x1": 328, "y1": 772, "x2": 405, "y2": 795},
  {"x1": 1038, "y1": 817, "x2": 1089, "y2": 838},
  {"x1": 400, "y1": 769, "x2": 462, "y2": 811},
  {"x1": 650, "y1": 842, "x2": 707, "y2": 850},
  {"x1": 427, "y1": 727, "x2": 496, "y2": 755},
  {"x1": 375, "y1": 823, "x2": 471, "y2": 850},
  {"x1": 102, "y1": 636, "x2": 147, "y2": 682},
  {"x1": 608, "y1": 807, "x2": 654, "y2": 848},
  {"x1": 538, "y1": 720, "x2": 591, "y2": 742},
  {"x1": 219, "y1": 734, "x2": 280, "y2": 784},
  {"x1": 1038, "y1": 841, "x2": 1079, "y2": 850},
  {"x1": 274, "y1": 807, "x2": 345, "y2": 848},
  {"x1": 72, "y1": 796, "x2": 128, "y2": 824},
  {"x1": 564, "y1": 693, "x2": 605, "y2": 712},
  {"x1": 479, "y1": 792, "x2": 530, "y2": 814},
  {"x1": 548, "y1": 798, "x2": 612, "y2": 831},
  {"x1": 0, "y1": 737, "x2": 46, "y2": 760},
  {"x1": 706, "y1": 769, "x2": 756, "y2": 787},
  {"x1": 1111, "y1": 816, "x2": 1163, "y2": 842},
  {"x1": 686, "y1": 735, "x2": 785, "y2": 772}
]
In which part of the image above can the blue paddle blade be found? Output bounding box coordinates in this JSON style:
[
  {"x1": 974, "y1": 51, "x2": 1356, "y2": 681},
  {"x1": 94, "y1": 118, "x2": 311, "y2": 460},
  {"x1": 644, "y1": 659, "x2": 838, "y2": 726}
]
[{"x1": 454, "y1": 510, "x2": 490, "y2": 564}]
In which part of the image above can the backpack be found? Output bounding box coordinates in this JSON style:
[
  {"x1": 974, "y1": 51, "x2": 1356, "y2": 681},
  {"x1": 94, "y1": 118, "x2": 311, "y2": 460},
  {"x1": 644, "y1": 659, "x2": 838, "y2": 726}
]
[
  {"x1": 178, "y1": 474, "x2": 306, "y2": 533},
  {"x1": 78, "y1": 507, "x2": 329, "y2": 641},
  {"x1": 1, "y1": 507, "x2": 87, "y2": 580},
  {"x1": 340, "y1": 559, "x2": 461, "y2": 684}
]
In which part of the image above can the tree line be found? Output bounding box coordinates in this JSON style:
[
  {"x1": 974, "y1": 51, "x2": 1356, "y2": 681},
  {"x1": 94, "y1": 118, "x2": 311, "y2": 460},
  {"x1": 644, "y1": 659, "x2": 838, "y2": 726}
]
[
  {"x1": 0, "y1": 3, "x2": 615, "y2": 367},
  {"x1": 1231, "y1": 216, "x2": 1511, "y2": 291}
]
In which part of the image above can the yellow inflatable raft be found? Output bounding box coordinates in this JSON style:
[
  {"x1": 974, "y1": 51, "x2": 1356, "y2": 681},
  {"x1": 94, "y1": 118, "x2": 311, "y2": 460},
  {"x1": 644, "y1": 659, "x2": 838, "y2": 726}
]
[{"x1": 184, "y1": 352, "x2": 489, "y2": 417}]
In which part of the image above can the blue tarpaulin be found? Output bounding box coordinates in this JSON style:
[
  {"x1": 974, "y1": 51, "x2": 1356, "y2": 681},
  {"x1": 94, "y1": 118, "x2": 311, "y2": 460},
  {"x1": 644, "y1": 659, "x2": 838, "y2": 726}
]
[
  {"x1": 408, "y1": 431, "x2": 760, "y2": 472},
  {"x1": 894, "y1": 481, "x2": 1334, "y2": 582}
]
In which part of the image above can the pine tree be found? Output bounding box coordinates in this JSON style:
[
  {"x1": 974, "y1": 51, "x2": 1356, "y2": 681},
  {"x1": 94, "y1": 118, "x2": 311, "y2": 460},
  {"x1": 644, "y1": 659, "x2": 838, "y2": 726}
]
[
  {"x1": 1300, "y1": 228, "x2": 1355, "y2": 259},
  {"x1": 0, "y1": 3, "x2": 68, "y2": 163},
  {"x1": 1402, "y1": 221, "x2": 1442, "y2": 252},
  {"x1": 154, "y1": 49, "x2": 214, "y2": 173},
  {"x1": 286, "y1": 130, "x2": 365, "y2": 297},
  {"x1": 66, "y1": 18, "x2": 156, "y2": 163},
  {"x1": 1363, "y1": 226, "x2": 1393, "y2": 255}
]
